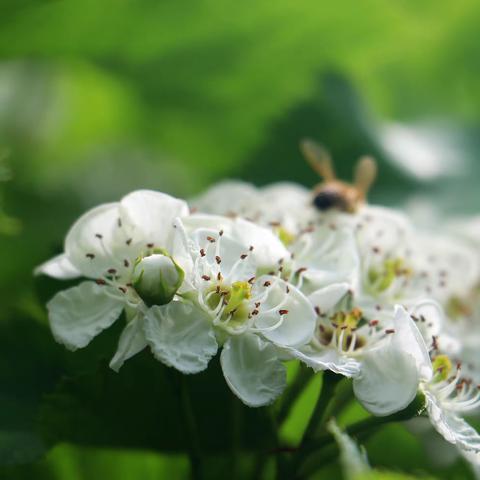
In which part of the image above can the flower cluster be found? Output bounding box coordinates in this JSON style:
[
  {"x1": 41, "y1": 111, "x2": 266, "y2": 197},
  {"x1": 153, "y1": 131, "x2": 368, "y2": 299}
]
[{"x1": 37, "y1": 175, "x2": 480, "y2": 470}]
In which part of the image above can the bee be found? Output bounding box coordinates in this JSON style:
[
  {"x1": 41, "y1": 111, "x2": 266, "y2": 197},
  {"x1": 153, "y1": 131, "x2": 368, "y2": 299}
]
[{"x1": 300, "y1": 138, "x2": 377, "y2": 213}]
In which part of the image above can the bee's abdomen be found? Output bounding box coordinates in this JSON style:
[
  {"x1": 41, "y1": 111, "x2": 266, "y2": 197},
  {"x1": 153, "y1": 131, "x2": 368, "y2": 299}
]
[{"x1": 313, "y1": 191, "x2": 345, "y2": 211}]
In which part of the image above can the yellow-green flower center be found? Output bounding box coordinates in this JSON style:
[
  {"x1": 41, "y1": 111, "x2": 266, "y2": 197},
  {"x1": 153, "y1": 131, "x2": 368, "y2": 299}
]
[
  {"x1": 432, "y1": 354, "x2": 452, "y2": 382},
  {"x1": 367, "y1": 257, "x2": 411, "y2": 294},
  {"x1": 207, "y1": 280, "x2": 252, "y2": 325}
]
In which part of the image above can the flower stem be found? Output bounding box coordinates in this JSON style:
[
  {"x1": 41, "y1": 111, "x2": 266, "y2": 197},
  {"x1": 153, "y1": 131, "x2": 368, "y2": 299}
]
[
  {"x1": 287, "y1": 371, "x2": 342, "y2": 477},
  {"x1": 277, "y1": 365, "x2": 313, "y2": 425},
  {"x1": 178, "y1": 373, "x2": 203, "y2": 480}
]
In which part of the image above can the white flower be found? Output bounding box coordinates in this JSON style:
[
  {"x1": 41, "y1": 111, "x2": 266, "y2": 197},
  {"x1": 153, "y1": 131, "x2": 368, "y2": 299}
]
[
  {"x1": 284, "y1": 283, "x2": 429, "y2": 415},
  {"x1": 144, "y1": 217, "x2": 317, "y2": 406},
  {"x1": 36, "y1": 190, "x2": 189, "y2": 371},
  {"x1": 353, "y1": 303, "x2": 480, "y2": 456}
]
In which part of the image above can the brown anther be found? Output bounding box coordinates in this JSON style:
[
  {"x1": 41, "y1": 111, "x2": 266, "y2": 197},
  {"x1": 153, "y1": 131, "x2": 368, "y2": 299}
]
[
  {"x1": 117, "y1": 218, "x2": 122, "y2": 227},
  {"x1": 147, "y1": 243, "x2": 154, "y2": 248},
  {"x1": 126, "y1": 238, "x2": 132, "y2": 246},
  {"x1": 340, "y1": 325, "x2": 348, "y2": 330},
  {"x1": 126, "y1": 283, "x2": 133, "y2": 287},
  {"x1": 200, "y1": 248, "x2": 206, "y2": 257},
  {"x1": 269, "y1": 221, "x2": 281, "y2": 227},
  {"x1": 108, "y1": 268, "x2": 117, "y2": 274},
  {"x1": 202, "y1": 275, "x2": 211, "y2": 281},
  {"x1": 369, "y1": 320, "x2": 379, "y2": 327},
  {"x1": 372, "y1": 246, "x2": 380, "y2": 254},
  {"x1": 124, "y1": 259, "x2": 130, "y2": 268},
  {"x1": 375, "y1": 304, "x2": 382, "y2": 311},
  {"x1": 279, "y1": 309, "x2": 289, "y2": 315},
  {"x1": 219, "y1": 230, "x2": 224, "y2": 236},
  {"x1": 296, "y1": 267, "x2": 307, "y2": 275},
  {"x1": 95, "y1": 233, "x2": 103, "y2": 239},
  {"x1": 314, "y1": 306, "x2": 321, "y2": 316},
  {"x1": 286, "y1": 285, "x2": 290, "y2": 293},
  {"x1": 263, "y1": 281, "x2": 271, "y2": 287},
  {"x1": 118, "y1": 286, "x2": 127, "y2": 294},
  {"x1": 251, "y1": 309, "x2": 259, "y2": 315},
  {"x1": 249, "y1": 245, "x2": 254, "y2": 251},
  {"x1": 207, "y1": 236, "x2": 216, "y2": 243},
  {"x1": 385, "y1": 329, "x2": 395, "y2": 334},
  {"x1": 86, "y1": 253, "x2": 95, "y2": 259},
  {"x1": 217, "y1": 272, "x2": 222, "y2": 281},
  {"x1": 240, "y1": 254, "x2": 248, "y2": 260},
  {"x1": 255, "y1": 302, "x2": 261, "y2": 308},
  {"x1": 331, "y1": 322, "x2": 339, "y2": 328},
  {"x1": 248, "y1": 276, "x2": 256, "y2": 284},
  {"x1": 215, "y1": 255, "x2": 221, "y2": 264},
  {"x1": 96, "y1": 279, "x2": 106, "y2": 285}
]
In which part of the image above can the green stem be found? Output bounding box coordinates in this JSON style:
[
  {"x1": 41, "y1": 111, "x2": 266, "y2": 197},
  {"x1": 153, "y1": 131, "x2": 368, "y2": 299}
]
[
  {"x1": 299, "y1": 371, "x2": 341, "y2": 449},
  {"x1": 277, "y1": 365, "x2": 313, "y2": 425},
  {"x1": 178, "y1": 374, "x2": 203, "y2": 480},
  {"x1": 252, "y1": 408, "x2": 282, "y2": 480},
  {"x1": 287, "y1": 371, "x2": 342, "y2": 477},
  {"x1": 230, "y1": 394, "x2": 242, "y2": 480}
]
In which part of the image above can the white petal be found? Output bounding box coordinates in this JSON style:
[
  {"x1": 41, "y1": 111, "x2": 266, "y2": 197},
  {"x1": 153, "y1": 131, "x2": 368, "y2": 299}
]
[
  {"x1": 254, "y1": 276, "x2": 316, "y2": 347},
  {"x1": 65, "y1": 202, "x2": 134, "y2": 280},
  {"x1": 145, "y1": 300, "x2": 218, "y2": 374},
  {"x1": 292, "y1": 226, "x2": 360, "y2": 293},
  {"x1": 47, "y1": 281, "x2": 124, "y2": 350},
  {"x1": 425, "y1": 391, "x2": 480, "y2": 452},
  {"x1": 220, "y1": 333, "x2": 286, "y2": 407},
  {"x1": 230, "y1": 218, "x2": 288, "y2": 269},
  {"x1": 181, "y1": 214, "x2": 288, "y2": 270},
  {"x1": 109, "y1": 314, "x2": 147, "y2": 372},
  {"x1": 285, "y1": 345, "x2": 361, "y2": 377},
  {"x1": 393, "y1": 305, "x2": 432, "y2": 381},
  {"x1": 119, "y1": 189, "x2": 189, "y2": 249},
  {"x1": 353, "y1": 343, "x2": 420, "y2": 416},
  {"x1": 190, "y1": 181, "x2": 257, "y2": 216},
  {"x1": 308, "y1": 283, "x2": 351, "y2": 313},
  {"x1": 34, "y1": 253, "x2": 81, "y2": 279}
]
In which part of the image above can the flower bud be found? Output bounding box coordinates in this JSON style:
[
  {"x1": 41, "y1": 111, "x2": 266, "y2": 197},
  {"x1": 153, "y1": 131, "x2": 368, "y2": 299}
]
[{"x1": 133, "y1": 253, "x2": 184, "y2": 306}]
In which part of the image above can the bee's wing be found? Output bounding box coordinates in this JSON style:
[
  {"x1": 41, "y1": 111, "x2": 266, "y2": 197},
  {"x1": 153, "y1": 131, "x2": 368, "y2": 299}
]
[
  {"x1": 354, "y1": 156, "x2": 377, "y2": 198},
  {"x1": 300, "y1": 138, "x2": 336, "y2": 181}
]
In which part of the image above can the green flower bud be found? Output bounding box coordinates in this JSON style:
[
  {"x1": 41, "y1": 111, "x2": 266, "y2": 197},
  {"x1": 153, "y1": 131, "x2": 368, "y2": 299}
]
[{"x1": 133, "y1": 253, "x2": 184, "y2": 306}]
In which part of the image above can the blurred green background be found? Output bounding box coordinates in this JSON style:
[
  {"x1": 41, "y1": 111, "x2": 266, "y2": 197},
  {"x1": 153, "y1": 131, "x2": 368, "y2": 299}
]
[{"x1": 1, "y1": 1, "x2": 480, "y2": 479}]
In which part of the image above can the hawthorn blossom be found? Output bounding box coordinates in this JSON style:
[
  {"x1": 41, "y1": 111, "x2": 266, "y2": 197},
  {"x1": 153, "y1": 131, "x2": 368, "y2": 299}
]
[
  {"x1": 144, "y1": 217, "x2": 317, "y2": 406},
  {"x1": 353, "y1": 304, "x2": 480, "y2": 457},
  {"x1": 36, "y1": 190, "x2": 189, "y2": 371}
]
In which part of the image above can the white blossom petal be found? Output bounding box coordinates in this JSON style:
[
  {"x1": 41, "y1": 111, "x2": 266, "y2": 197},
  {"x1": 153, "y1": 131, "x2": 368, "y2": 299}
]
[
  {"x1": 425, "y1": 391, "x2": 480, "y2": 452},
  {"x1": 109, "y1": 314, "x2": 148, "y2": 372},
  {"x1": 285, "y1": 345, "x2": 361, "y2": 377},
  {"x1": 254, "y1": 276, "x2": 316, "y2": 347},
  {"x1": 119, "y1": 190, "x2": 189, "y2": 249},
  {"x1": 392, "y1": 305, "x2": 432, "y2": 382},
  {"x1": 220, "y1": 333, "x2": 286, "y2": 407},
  {"x1": 353, "y1": 343, "x2": 420, "y2": 416},
  {"x1": 34, "y1": 253, "x2": 81, "y2": 279},
  {"x1": 308, "y1": 283, "x2": 351, "y2": 313},
  {"x1": 145, "y1": 300, "x2": 218, "y2": 374},
  {"x1": 47, "y1": 281, "x2": 124, "y2": 350},
  {"x1": 65, "y1": 202, "x2": 134, "y2": 279}
]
